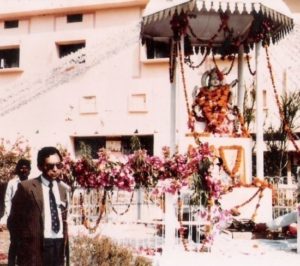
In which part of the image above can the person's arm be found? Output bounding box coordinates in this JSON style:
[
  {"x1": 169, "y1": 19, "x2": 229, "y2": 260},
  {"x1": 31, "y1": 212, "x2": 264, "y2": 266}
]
[
  {"x1": 0, "y1": 179, "x2": 14, "y2": 224},
  {"x1": 7, "y1": 183, "x2": 27, "y2": 237}
]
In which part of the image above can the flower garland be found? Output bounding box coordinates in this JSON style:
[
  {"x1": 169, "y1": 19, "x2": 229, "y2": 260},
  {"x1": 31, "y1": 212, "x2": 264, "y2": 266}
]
[
  {"x1": 193, "y1": 85, "x2": 231, "y2": 132},
  {"x1": 79, "y1": 190, "x2": 107, "y2": 232},
  {"x1": 107, "y1": 190, "x2": 135, "y2": 216},
  {"x1": 229, "y1": 177, "x2": 272, "y2": 222},
  {"x1": 177, "y1": 40, "x2": 196, "y2": 135},
  {"x1": 265, "y1": 45, "x2": 300, "y2": 154},
  {"x1": 184, "y1": 49, "x2": 209, "y2": 70},
  {"x1": 169, "y1": 41, "x2": 177, "y2": 83},
  {"x1": 212, "y1": 53, "x2": 236, "y2": 76},
  {"x1": 218, "y1": 145, "x2": 243, "y2": 183},
  {"x1": 246, "y1": 53, "x2": 256, "y2": 76}
]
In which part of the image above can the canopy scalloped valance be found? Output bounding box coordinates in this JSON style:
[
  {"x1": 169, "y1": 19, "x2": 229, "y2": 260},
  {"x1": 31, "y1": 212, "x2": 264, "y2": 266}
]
[{"x1": 141, "y1": 0, "x2": 294, "y2": 55}]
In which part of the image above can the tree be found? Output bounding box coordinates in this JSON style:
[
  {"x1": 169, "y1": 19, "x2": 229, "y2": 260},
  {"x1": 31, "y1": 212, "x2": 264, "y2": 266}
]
[
  {"x1": 0, "y1": 137, "x2": 31, "y2": 184},
  {"x1": 264, "y1": 91, "x2": 300, "y2": 178}
]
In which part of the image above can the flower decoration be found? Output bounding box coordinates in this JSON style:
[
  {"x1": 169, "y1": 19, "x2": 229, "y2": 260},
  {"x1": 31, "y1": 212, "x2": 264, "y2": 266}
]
[
  {"x1": 193, "y1": 85, "x2": 231, "y2": 132},
  {"x1": 58, "y1": 145, "x2": 77, "y2": 192},
  {"x1": 127, "y1": 149, "x2": 162, "y2": 189},
  {"x1": 97, "y1": 149, "x2": 135, "y2": 192},
  {"x1": 73, "y1": 156, "x2": 100, "y2": 189},
  {"x1": 170, "y1": 11, "x2": 189, "y2": 41},
  {"x1": 186, "y1": 143, "x2": 222, "y2": 205},
  {"x1": 196, "y1": 205, "x2": 232, "y2": 246}
]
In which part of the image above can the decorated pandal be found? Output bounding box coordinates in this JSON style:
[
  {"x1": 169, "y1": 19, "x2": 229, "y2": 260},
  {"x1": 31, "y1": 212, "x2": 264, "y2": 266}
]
[{"x1": 66, "y1": 69, "x2": 274, "y2": 254}]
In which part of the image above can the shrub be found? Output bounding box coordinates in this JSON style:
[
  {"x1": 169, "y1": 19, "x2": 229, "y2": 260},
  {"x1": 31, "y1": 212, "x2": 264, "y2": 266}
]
[
  {"x1": 70, "y1": 235, "x2": 152, "y2": 266},
  {"x1": 0, "y1": 137, "x2": 31, "y2": 184}
]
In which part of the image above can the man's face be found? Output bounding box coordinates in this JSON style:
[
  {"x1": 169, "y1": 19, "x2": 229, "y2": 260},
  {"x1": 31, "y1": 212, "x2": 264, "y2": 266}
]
[
  {"x1": 42, "y1": 154, "x2": 63, "y2": 181},
  {"x1": 17, "y1": 165, "x2": 31, "y2": 181}
]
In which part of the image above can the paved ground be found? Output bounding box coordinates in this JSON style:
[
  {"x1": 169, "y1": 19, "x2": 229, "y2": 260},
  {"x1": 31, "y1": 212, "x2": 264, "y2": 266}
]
[{"x1": 1, "y1": 226, "x2": 299, "y2": 266}]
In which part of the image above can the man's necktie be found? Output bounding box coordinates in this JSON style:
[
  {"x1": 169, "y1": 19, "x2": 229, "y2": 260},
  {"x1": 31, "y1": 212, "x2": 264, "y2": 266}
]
[{"x1": 49, "y1": 182, "x2": 60, "y2": 233}]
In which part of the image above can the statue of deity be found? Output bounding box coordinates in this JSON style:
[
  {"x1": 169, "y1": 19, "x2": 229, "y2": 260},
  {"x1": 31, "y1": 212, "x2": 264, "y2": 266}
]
[{"x1": 192, "y1": 67, "x2": 245, "y2": 136}]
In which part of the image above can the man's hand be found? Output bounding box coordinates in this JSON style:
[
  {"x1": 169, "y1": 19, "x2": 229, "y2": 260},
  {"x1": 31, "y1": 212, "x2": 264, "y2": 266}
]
[{"x1": 0, "y1": 223, "x2": 7, "y2": 231}]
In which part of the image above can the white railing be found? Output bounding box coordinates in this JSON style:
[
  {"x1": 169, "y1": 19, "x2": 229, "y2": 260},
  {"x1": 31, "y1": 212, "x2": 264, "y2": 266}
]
[
  {"x1": 69, "y1": 188, "x2": 166, "y2": 256},
  {"x1": 267, "y1": 176, "x2": 299, "y2": 219},
  {"x1": 68, "y1": 188, "x2": 209, "y2": 255}
]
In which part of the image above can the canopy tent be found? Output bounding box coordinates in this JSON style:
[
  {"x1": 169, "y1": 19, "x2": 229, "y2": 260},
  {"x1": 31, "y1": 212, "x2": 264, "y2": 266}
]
[
  {"x1": 141, "y1": 0, "x2": 293, "y2": 52},
  {"x1": 140, "y1": 0, "x2": 294, "y2": 181}
]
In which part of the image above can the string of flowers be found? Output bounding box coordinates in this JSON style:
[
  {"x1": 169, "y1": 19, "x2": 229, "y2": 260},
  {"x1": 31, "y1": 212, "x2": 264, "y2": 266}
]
[
  {"x1": 169, "y1": 41, "x2": 177, "y2": 83},
  {"x1": 265, "y1": 45, "x2": 300, "y2": 153},
  {"x1": 230, "y1": 188, "x2": 261, "y2": 217},
  {"x1": 218, "y1": 145, "x2": 243, "y2": 183},
  {"x1": 177, "y1": 40, "x2": 196, "y2": 134},
  {"x1": 246, "y1": 53, "x2": 256, "y2": 76},
  {"x1": 229, "y1": 177, "x2": 272, "y2": 221},
  {"x1": 107, "y1": 190, "x2": 135, "y2": 216},
  {"x1": 184, "y1": 49, "x2": 209, "y2": 70},
  {"x1": 79, "y1": 190, "x2": 107, "y2": 232},
  {"x1": 212, "y1": 53, "x2": 236, "y2": 76}
]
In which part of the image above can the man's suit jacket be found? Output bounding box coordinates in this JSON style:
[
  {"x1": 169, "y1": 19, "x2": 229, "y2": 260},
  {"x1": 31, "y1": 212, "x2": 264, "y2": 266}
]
[{"x1": 7, "y1": 176, "x2": 69, "y2": 266}]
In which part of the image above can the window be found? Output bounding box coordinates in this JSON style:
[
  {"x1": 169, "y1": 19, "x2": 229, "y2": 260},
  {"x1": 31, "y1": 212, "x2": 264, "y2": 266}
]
[
  {"x1": 4, "y1": 20, "x2": 19, "y2": 29},
  {"x1": 0, "y1": 48, "x2": 19, "y2": 68},
  {"x1": 67, "y1": 14, "x2": 83, "y2": 23},
  {"x1": 145, "y1": 39, "x2": 170, "y2": 59},
  {"x1": 57, "y1": 42, "x2": 85, "y2": 58},
  {"x1": 128, "y1": 93, "x2": 148, "y2": 113},
  {"x1": 80, "y1": 96, "x2": 97, "y2": 114},
  {"x1": 74, "y1": 135, "x2": 154, "y2": 159}
]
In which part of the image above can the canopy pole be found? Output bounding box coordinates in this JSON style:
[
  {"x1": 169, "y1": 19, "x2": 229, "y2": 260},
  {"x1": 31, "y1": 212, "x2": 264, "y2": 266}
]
[
  {"x1": 255, "y1": 41, "x2": 264, "y2": 179},
  {"x1": 237, "y1": 46, "x2": 244, "y2": 111},
  {"x1": 297, "y1": 174, "x2": 300, "y2": 254},
  {"x1": 164, "y1": 39, "x2": 178, "y2": 254},
  {"x1": 170, "y1": 40, "x2": 177, "y2": 155}
]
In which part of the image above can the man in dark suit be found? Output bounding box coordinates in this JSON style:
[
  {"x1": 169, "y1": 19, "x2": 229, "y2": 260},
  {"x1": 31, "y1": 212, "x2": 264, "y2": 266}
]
[{"x1": 8, "y1": 146, "x2": 69, "y2": 266}]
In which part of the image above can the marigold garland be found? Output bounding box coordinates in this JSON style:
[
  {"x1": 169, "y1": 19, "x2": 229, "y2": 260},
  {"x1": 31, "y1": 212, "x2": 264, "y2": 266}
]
[
  {"x1": 218, "y1": 145, "x2": 243, "y2": 183},
  {"x1": 265, "y1": 45, "x2": 300, "y2": 154},
  {"x1": 229, "y1": 177, "x2": 272, "y2": 222},
  {"x1": 107, "y1": 190, "x2": 135, "y2": 216},
  {"x1": 80, "y1": 191, "x2": 107, "y2": 232}
]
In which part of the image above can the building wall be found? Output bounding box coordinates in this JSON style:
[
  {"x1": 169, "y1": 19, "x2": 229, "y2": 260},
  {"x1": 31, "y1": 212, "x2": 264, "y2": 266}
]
[
  {"x1": 0, "y1": 0, "x2": 299, "y2": 175},
  {"x1": 0, "y1": 1, "x2": 169, "y2": 175}
]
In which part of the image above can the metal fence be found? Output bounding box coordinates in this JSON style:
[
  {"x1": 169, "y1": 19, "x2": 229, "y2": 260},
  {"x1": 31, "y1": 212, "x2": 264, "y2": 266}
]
[
  {"x1": 68, "y1": 181, "x2": 299, "y2": 254},
  {"x1": 267, "y1": 176, "x2": 299, "y2": 219},
  {"x1": 68, "y1": 188, "x2": 211, "y2": 253}
]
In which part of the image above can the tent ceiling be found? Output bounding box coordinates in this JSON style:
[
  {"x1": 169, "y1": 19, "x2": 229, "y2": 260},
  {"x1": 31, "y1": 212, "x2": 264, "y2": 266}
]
[{"x1": 141, "y1": 0, "x2": 294, "y2": 55}]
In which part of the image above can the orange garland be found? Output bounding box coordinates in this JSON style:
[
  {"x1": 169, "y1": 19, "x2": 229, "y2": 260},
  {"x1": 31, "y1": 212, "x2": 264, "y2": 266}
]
[
  {"x1": 195, "y1": 85, "x2": 231, "y2": 130},
  {"x1": 218, "y1": 145, "x2": 243, "y2": 183},
  {"x1": 265, "y1": 45, "x2": 300, "y2": 154},
  {"x1": 80, "y1": 191, "x2": 107, "y2": 232},
  {"x1": 229, "y1": 177, "x2": 272, "y2": 222},
  {"x1": 107, "y1": 190, "x2": 135, "y2": 216}
]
